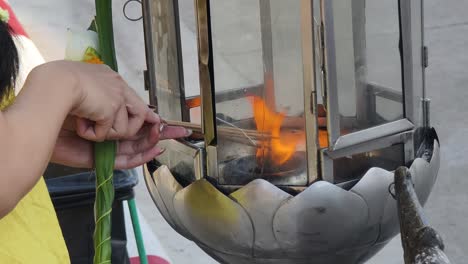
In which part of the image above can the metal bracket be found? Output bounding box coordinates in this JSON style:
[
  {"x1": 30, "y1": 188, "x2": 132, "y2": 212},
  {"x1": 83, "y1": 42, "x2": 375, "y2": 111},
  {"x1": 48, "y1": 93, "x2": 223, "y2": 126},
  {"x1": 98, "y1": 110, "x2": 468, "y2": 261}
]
[
  {"x1": 422, "y1": 98, "x2": 431, "y2": 128},
  {"x1": 143, "y1": 70, "x2": 149, "y2": 91},
  {"x1": 423, "y1": 46, "x2": 429, "y2": 68}
]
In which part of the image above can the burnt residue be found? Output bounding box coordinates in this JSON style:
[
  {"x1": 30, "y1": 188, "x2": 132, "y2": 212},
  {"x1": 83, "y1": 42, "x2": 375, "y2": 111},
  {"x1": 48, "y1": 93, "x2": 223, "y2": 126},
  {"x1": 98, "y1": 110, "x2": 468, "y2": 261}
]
[
  {"x1": 222, "y1": 152, "x2": 307, "y2": 186},
  {"x1": 414, "y1": 127, "x2": 439, "y2": 163}
]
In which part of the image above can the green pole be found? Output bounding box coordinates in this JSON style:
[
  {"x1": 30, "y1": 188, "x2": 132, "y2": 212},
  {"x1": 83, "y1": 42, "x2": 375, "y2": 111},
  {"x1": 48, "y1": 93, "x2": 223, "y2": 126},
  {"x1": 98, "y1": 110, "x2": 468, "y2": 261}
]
[{"x1": 128, "y1": 198, "x2": 149, "y2": 264}]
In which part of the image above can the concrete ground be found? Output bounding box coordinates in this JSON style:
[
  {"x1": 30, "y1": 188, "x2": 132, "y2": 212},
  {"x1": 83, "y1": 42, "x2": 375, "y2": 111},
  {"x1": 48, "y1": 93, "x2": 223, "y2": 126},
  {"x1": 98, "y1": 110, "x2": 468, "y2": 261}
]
[{"x1": 9, "y1": 0, "x2": 468, "y2": 263}]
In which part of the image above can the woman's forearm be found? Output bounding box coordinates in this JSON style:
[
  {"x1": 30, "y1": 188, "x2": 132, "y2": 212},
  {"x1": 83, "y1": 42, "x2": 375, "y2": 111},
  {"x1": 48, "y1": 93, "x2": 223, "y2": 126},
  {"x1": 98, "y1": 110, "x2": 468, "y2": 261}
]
[{"x1": 0, "y1": 64, "x2": 78, "y2": 217}]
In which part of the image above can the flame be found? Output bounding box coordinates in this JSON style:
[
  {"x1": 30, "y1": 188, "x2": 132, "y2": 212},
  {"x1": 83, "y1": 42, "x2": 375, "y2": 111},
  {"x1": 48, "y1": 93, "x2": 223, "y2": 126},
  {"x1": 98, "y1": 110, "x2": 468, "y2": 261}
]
[{"x1": 249, "y1": 96, "x2": 304, "y2": 165}]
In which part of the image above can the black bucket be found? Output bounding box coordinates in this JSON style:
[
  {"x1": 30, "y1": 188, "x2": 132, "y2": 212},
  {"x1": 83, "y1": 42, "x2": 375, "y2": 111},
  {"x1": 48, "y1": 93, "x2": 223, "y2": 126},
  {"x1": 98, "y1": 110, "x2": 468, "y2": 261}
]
[{"x1": 45, "y1": 167, "x2": 138, "y2": 264}]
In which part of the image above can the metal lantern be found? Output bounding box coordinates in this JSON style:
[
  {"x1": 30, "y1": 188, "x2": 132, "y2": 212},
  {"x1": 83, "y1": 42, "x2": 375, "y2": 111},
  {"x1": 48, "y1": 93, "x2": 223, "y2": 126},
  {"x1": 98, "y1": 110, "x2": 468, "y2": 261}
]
[{"x1": 141, "y1": 0, "x2": 440, "y2": 263}]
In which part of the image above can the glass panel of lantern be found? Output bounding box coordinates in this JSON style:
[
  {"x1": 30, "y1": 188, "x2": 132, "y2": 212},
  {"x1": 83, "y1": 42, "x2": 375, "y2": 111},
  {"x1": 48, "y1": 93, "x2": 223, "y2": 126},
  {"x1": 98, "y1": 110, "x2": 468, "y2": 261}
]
[
  {"x1": 325, "y1": 0, "x2": 405, "y2": 137},
  {"x1": 210, "y1": 0, "x2": 308, "y2": 186},
  {"x1": 318, "y1": 0, "x2": 426, "y2": 184}
]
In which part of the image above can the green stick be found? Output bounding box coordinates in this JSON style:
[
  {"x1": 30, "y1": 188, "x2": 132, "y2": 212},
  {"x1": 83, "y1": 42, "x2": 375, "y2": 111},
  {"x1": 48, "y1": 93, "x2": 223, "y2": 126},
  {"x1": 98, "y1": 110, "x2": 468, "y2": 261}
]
[
  {"x1": 128, "y1": 198, "x2": 149, "y2": 264},
  {"x1": 93, "y1": 0, "x2": 118, "y2": 263}
]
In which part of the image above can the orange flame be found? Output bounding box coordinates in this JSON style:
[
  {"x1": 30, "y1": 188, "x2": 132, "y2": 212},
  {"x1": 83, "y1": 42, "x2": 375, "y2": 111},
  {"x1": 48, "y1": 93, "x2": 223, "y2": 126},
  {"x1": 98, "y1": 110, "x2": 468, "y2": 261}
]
[{"x1": 249, "y1": 96, "x2": 305, "y2": 165}]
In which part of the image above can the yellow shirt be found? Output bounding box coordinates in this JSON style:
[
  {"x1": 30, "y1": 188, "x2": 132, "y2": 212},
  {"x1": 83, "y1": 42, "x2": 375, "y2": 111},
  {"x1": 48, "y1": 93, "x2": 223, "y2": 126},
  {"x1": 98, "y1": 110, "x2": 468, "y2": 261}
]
[{"x1": 0, "y1": 91, "x2": 70, "y2": 263}]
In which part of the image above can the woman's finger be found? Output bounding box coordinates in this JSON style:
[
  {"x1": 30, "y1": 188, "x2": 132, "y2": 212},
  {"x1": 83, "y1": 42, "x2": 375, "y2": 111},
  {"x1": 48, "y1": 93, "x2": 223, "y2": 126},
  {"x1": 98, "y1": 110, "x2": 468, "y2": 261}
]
[
  {"x1": 144, "y1": 107, "x2": 160, "y2": 124},
  {"x1": 115, "y1": 145, "x2": 165, "y2": 170},
  {"x1": 124, "y1": 122, "x2": 152, "y2": 141},
  {"x1": 124, "y1": 88, "x2": 159, "y2": 136},
  {"x1": 93, "y1": 117, "x2": 115, "y2": 142},
  {"x1": 117, "y1": 123, "x2": 159, "y2": 155},
  {"x1": 126, "y1": 105, "x2": 146, "y2": 137},
  {"x1": 62, "y1": 115, "x2": 77, "y2": 132},
  {"x1": 107, "y1": 104, "x2": 129, "y2": 139},
  {"x1": 75, "y1": 117, "x2": 104, "y2": 141},
  {"x1": 159, "y1": 125, "x2": 192, "y2": 140},
  {"x1": 52, "y1": 131, "x2": 93, "y2": 168}
]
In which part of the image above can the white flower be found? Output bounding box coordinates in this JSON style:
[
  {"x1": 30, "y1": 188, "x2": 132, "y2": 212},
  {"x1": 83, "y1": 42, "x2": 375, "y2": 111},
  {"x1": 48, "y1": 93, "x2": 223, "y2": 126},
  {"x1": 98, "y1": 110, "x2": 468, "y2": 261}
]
[
  {"x1": 0, "y1": 8, "x2": 9, "y2": 23},
  {"x1": 64, "y1": 28, "x2": 99, "y2": 61}
]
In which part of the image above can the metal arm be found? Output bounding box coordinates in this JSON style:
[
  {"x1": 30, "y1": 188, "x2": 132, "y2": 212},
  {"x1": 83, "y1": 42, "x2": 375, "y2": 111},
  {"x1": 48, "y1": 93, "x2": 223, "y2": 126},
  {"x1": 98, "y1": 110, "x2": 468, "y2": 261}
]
[{"x1": 394, "y1": 167, "x2": 451, "y2": 264}]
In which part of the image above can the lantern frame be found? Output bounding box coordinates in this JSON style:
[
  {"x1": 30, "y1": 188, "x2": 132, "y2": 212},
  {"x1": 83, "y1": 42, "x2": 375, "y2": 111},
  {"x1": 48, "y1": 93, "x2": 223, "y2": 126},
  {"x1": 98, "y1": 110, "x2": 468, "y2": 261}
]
[{"x1": 142, "y1": 0, "x2": 430, "y2": 187}]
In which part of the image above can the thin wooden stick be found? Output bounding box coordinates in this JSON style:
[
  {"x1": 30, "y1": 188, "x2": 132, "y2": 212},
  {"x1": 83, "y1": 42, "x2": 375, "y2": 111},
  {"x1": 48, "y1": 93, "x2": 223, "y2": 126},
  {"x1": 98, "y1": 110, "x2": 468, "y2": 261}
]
[{"x1": 164, "y1": 120, "x2": 274, "y2": 140}]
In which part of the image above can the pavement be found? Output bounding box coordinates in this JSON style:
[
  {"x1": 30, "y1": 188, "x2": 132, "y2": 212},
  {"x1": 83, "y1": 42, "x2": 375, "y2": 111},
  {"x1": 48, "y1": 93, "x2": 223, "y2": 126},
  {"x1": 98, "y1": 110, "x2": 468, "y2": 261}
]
[{"x1": 8, "y1": 0, "x2": 468, "y2": 263}]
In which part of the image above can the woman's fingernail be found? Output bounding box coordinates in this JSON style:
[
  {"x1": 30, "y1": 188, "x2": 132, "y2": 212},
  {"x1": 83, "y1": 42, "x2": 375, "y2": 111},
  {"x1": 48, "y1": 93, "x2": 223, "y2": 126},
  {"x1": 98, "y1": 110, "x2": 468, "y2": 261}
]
[
  {"x1": 158, "y1": 147, "x2": 166, "y2": 155},
  {"x1": 154, "y1": 112, "x2": 161, "y2": 120},
  {"x1": 186, "y1": 129, "x2": 193, "y2": 137}
]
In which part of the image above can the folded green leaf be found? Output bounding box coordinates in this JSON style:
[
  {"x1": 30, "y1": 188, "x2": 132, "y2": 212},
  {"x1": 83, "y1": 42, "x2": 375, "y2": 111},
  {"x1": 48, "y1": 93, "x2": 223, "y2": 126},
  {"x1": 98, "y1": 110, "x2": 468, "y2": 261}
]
[{"x1": 92, "y1": 0, "x2": 118, "y2": 263}]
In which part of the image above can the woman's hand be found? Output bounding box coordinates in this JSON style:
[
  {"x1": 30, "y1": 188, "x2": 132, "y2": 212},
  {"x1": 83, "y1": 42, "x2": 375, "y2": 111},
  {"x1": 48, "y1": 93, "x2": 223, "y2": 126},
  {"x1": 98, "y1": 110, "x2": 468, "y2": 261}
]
[
  {"x1": 51, "y1": 116, "x2": 190, "y2": 169},
  {"x1": 36, "y1": 60, "x2": 191, "y2": 169},
  {"x1": 35, "y1": 60, "x2": 161, "y2": 142}
]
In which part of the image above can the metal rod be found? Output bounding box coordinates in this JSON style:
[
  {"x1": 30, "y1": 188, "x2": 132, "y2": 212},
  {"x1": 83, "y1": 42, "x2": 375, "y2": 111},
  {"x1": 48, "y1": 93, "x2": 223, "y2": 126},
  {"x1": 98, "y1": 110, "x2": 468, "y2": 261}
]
[
  {"x1": 164, "y1": 120, "x2": 273, "y2": 140},
  {"x1": 141, "y1": 0, "x2": 157, "y2": 108},
  {"x1": 320, "y1": 0, "x2": 341, "y2": 147},
  {"x1": 259, "y1": 0, "x2": 276, "y2": 109},
  {"x1": 422, "y1": 98, "x2": 431, "y2": 128},
  {"x1": 300, "y1": 0, "x2": 320, "y2": 183},
  {"x1": 352, "y1": 0, "x2": 368, "y2": 125},
  {"x1": 172, "y1": 0, "x2": 190, "y2": 121},
  {"x1": 195, "y1": 0, "x2": 217, "y2": 146}
]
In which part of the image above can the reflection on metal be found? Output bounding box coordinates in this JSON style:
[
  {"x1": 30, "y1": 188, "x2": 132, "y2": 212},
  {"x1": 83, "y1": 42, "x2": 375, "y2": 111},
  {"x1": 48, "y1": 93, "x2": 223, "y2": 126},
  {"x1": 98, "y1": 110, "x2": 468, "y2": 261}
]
[
  {"x1": 143, "y1": 136, "x2": 440, "y2": 264},
  {"x1": 399, "y1": 0, "x2": 415, "y2": 124},
  {"x1": 185, "y1": 84, "x2": 263, "y2": 108},
  {"x1": 325, "y1": 143, "x2": 405, "y2": 185},
  {"x1": 394, "y1": 167, "x2": 451, "y2": 264},
  {"x1": 366, "y1": 83, "x2": 405, "y2": 128},
  {"x1": 324, "y1": 130, "x2": 411, "y2": 160},
  {"x1": 195, "y1": 0, "x2": 217, "y2": 145},
  {"x1": 320, "y1": 0, "x2": 341, "y2": 147},
  {"x1": 206, "y1": 145, "x2": 218, "y2": 179},
  {"x1": 367, "y1": 83, "x2": 404, "y2": 105},
  {"x1": 399, "y1": 0, "x2": 426, "y2": 127},
  {"x1": 230, "y1": 180, "x2": 291, "y2": 257},
  {"x1": 141, "y1": 0, "x2": 156, "y2": 101},
  {"x1": 142, "y1": 164, "x2": 189, "y2": 237},
  {"x1": 153, "y1": 139, "x2": 204, "y2": 182},
  {"x1": 259, "y1": 0, "x2": 276, "y2": 109},
  {"x1": 422, "y1": 98, "x2": 431, "y2": 128},
  {"x1": 174, "y1": 179, "x2": 254, "y2": 256},
  {"x1": 274, "y1": 181, "x2": 368, "y2": 255},
  {"x1": 320, "y1": 0, "x2": 425, "y2": 163},
  {"x1": 332, "y1": 119, "x2": 414, "y2": 151},
  {"x1": 300, "y1": 0, "x2": 319, "y2": 183},
  {"x1": 142, "y1": 0, "x2": 186, "y2": 121},
  {"x1": 352, "y1": 0, "x2": 368, "y2": 127}
]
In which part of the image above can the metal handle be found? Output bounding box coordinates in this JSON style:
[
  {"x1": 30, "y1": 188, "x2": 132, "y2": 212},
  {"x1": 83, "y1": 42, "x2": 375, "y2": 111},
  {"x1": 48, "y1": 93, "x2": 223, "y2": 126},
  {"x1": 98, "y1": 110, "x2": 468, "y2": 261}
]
[{"x1": 394, "y1": 167, "x2": 451, "y2": 264}]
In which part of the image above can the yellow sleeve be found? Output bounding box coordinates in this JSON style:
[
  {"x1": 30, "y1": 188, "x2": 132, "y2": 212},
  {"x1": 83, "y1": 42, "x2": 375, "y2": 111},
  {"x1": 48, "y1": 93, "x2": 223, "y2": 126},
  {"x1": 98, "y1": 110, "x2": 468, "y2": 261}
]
[{"x1": 0, "y1": 177, "x2": 70, "y2": 264}]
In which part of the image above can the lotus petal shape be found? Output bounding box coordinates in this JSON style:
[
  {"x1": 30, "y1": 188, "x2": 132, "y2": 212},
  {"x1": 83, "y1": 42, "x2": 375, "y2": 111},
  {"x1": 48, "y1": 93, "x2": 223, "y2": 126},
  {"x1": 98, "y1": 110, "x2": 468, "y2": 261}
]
[{"x1": 144, "y1": 140, "x2": 440, "y2": 264}]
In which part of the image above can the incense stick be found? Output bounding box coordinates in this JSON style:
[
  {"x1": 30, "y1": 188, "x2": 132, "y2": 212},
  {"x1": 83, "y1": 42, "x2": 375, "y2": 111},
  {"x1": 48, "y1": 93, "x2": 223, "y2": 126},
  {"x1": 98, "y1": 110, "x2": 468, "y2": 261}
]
[{"x1": 164, "y1": 120, "x2": 274, "y2": 140}]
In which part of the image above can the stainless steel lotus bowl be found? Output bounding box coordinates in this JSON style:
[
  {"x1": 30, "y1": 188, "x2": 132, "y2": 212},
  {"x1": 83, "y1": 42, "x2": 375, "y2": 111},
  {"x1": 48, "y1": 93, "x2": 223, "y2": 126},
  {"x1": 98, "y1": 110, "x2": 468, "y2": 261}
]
[{"x1": 143, "y1": 132, "x2": 439, "y2": 264}]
